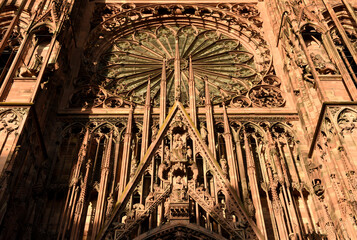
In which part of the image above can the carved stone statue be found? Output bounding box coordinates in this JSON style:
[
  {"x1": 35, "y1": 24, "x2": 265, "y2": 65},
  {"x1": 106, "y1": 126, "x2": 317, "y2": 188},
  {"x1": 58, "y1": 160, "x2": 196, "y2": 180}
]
[
  {"x1": 200, "y1": 123, "x2": 208, "y2": 143},
  {"x1": 220, "y1": 155, "x2": 228, "y2": 176},
  {"x1": 310, "y1": 52, "x2": 337, "y2": 75}
]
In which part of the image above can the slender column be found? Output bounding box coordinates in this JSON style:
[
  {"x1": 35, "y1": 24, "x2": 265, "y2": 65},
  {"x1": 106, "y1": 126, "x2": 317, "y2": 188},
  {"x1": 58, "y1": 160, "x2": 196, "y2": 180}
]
[
  {"x1": 341, "y1": 0, "x2": 357, "y2": 26},
  {"x1": 243, "y1": 130, "x2": 267, "y2": 239},
  {"x1": 204, "y1": 78, "x2": 216, "y2": 159},
  {"x1": 232, "y1": 128, "x2": 248, "y2": 199},
  {"x1": 92, "y1": 132, "x2": 113, "y2": 238},
  {"x1": 174, "y1": 37, "x2": 181, "y2": 102},
  {"x1": 158, "y1": 58, "x2": 166, "y2": 226},
  {"x1": 0, "y1": 0, "x2": 27, "y2": 54},
  {"x1": 188, "y1": 56, "x2": 197, "y2": 126},
  {"x1": 222, "y1": 104, "x2": 239, "y2": 192},
  {"x1": 118, "y1": 106, "x2": 133, "y2": 195},
  {"x1": 188, "y1": 56, "x2": 200, "y2": 230},
  {"x1": 0, "y1": 49, "x2": 16, "y2": 84},
  {"x1": 58, "y1": 128, "x2": 90, "y2": 239},
  {"x1": 160, "y1": 58, "x2": 167, "y2": 126},
  {"x1": 267, "y1": 162, "x2": 289, "y2": 239},
  {"x1": 338, "y1": 47, "x2": 357, "y2": 83},
  {"x1": 111, "y1": 139, "x2": 120, "y2": 194},
  {"x1": 323, "y1": 34, "x2": 357, "y2": 100},
  {"x1": 71, "y1": 160, "x2": 91, "y2": 240},
  {"x1": 280, "y1": 137, "x2": 305, "y2": 237},
  {"x1": 322, "y1": 0, "x2": 357, "y2": 66},
  {"x1": 59, "y1": 186, "x2": 77, "y2": 240},
  {"x1": 140, "y1": 77, "x2": 151, "y2": 162},
  {"x1": 203, "y1": 78, "x2": 218, "y2": 229},
  {"x1": 266, "y1": 127, "x2": 284, "y2": 184}
]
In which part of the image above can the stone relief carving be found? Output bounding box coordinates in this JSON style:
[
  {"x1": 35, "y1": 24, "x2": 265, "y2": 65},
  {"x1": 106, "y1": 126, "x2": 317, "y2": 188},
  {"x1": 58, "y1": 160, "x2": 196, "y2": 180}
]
[
  {"x1": 337, "y1": 109, "x2": 357, "y2": 136},
  {"x1": 72, "y1": 3, "x2": 287, "y2": 110},
  {"x1": 69, "y1": 85, "x2": 106, "y2": 109},
  {"x1": 249, "y1": 85, "x2": 285, "y2": 107}
]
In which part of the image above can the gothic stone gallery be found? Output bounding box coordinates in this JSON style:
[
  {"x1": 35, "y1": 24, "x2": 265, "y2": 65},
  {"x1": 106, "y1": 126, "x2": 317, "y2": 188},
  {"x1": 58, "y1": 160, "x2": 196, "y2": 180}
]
[{"x1": 0, "y1": 0, "x2": 357, "y2": 239}]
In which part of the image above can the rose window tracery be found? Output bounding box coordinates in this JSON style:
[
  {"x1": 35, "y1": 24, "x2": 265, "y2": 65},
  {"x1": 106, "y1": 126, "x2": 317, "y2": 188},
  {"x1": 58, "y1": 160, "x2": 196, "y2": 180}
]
[{"x1": 96, "y1": 24, "x2": 262, "y2": 106}]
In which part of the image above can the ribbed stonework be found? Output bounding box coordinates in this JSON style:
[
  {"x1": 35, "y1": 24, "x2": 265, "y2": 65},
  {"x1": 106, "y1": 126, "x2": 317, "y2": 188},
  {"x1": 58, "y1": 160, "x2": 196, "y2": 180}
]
[{"x1": 1, "y1": 0, "x2": 357, "y2": 239}]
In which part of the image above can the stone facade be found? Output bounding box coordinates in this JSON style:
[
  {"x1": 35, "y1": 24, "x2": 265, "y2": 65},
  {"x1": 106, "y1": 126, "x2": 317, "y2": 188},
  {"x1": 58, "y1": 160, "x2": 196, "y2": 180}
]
[{"x1": 0, "y1": 0, "x2": 357, "y2": 239}]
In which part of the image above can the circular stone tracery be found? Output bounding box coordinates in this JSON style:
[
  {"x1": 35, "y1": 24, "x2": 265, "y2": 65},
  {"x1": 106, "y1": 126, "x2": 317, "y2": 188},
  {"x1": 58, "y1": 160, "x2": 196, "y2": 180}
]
[{"x1": 96, "y1": 23, "x2": 262, "y2": 106}]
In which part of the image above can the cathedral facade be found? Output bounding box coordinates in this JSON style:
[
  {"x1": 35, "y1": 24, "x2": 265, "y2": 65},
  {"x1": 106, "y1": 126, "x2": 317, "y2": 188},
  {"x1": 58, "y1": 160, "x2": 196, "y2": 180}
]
[{"x1": 0, "y1": 0, "x2": 357, "y2": 239}]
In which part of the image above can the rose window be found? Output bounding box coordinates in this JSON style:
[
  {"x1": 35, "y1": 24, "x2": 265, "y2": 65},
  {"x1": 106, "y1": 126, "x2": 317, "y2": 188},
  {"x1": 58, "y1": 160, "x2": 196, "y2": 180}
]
[{"x1": 96, "y1": 24, "x2": 261, "y2": 106}]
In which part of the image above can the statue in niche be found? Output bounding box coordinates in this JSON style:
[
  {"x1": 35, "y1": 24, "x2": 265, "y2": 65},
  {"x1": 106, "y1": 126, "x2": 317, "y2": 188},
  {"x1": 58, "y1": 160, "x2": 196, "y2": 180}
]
[
  {"x1": 188, "y1": 160, "x2": 198, "y2": 182},
  {"x1": 172, "y1": 133, "x2": 185, "y2": 161},
  {"x1": 106, "y1": 194, "x2": 114, "y2": 218},
  {"x1": 187, "y1": 146, "x2": 192, "y2": 161},
  {"x1": 245, "y1": 197, "x2": 255, "y2": 217},
  {"x1": 200, "y1": 123, "x2": 208, "y2": 143},
  {"x1": 220, "y1": 155, "x2": 228, "y2": 176},
  {"x1": 305, "y1": 36, "x2": 337, "y2": 75},
  {"x1": 145, "y1": 191, "x2": 155, "y2": 206},
  {"x1": 164, "y1": 198, "x2": 170, "y2": 217},
  {"x1": 172, "y1": 175, "x2": 187, "y2": 202},
  {"x1": 310, "y1": 52, "x2": 336, "y2": 75},
  {"x1": 151, "y1": 124, "x2": 158, "y2": 140},
  {"x1": 158, "y1": 160, "x2": 170, "y2": 181},
  {"x1": 130, "y1": 160, "x2": 137, "y2": 178}
]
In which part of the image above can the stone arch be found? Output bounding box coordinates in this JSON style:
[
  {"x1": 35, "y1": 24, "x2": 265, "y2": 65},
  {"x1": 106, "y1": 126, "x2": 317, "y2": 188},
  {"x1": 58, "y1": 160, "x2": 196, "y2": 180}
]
[{"x1": 91, "y1": 122, "x2": 118, "y2": 136}]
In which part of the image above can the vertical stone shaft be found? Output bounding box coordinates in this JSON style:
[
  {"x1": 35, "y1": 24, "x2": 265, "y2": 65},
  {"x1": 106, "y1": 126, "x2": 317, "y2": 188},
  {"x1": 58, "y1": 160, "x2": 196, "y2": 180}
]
[
  {"x1": 188, "y1": 56, "x2": 197, "y2": 126},
  {"x1": 118, "y1": 107, "x2": 133, "y2": 195},
  {"x1": 233, "y1": 129, "x2": 249, "y2": 199},
  {"x1": 174, "y1": 37, "x2": 180, "y2": 102},
  {"x1": 71, "y1": 160, "x2": 91, "y2": 240},
  {"x1": 243, "y1": 131, "x2": 267, "y2": 239},
  {"x1": 222, "y1": 103, "x2": 239, "y2": 191},
  {"x1": 92, "y1": 131, "x2": 113, "y2": 238},
  {"x1": 0, "y1": 0, "x2": 26, "y2": 53},
  {"x1": 58, "y1": 128, "x2": 90, "y2": 239},
  {"x1": 322, "y1": 0, "x2": 357, "y2": 66},
  {"x1": 266, "y1": 162, "x2": 289, "y2": 239},
  {"x1": 204, "y1": 79, "x2": 216, "y2": 160},
  {"x1": 140, "y1": 77, "x2": 151, "y2": 162},
  {"x1": 266, "y1": 128, "x2": 284, "y2": 183},
  {"x1": 160, "y1": 58, "x2": 167, "y2": 126},
  {"x1": 111, "y1": 140, "x2": 120, "y2": 194},
  {"x1": 279, "y1": 137, "x2": 304, "y2": 237},
  {"x1": 341, "y1": 0, "x2": 357, "y2": 26}
]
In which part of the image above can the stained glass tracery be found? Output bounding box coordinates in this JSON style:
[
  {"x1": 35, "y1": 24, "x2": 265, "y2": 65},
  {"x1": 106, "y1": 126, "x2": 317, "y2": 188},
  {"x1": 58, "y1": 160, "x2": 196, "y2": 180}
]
[{"x1": 96, "y1": 24, "x2": 260, "y2": 106}]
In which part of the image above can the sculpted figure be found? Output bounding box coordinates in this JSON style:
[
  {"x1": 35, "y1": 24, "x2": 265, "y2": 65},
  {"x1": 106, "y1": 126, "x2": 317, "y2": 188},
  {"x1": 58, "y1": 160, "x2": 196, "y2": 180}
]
[
  {"x1": 186, "y1": 145, "x2": 192, "y2": 160},
  {"x1": 220, "y1": 155, "x2": 228, "y2": 176},
  {"x1": 189, "y1": 161, "x2": 199, "y2": 181},
  {"x1": 200, "y1": 123, "x2": 208, "y2": 143},
  {"x1": 158, "y1": 161, "x2": 169, "y2": 181},
  {"x1": 145, "y1": 191, "x2": 154, "y2": 206},
  {"x1": 310, "y1": 53, "x2": 336, "y2": 75}
]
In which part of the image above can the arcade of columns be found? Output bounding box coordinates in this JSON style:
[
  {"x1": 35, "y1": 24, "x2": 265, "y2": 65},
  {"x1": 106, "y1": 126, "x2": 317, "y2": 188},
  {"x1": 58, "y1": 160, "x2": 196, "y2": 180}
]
[{"x1": 0, "y1": 0, "x2": 357, "y2": 239}]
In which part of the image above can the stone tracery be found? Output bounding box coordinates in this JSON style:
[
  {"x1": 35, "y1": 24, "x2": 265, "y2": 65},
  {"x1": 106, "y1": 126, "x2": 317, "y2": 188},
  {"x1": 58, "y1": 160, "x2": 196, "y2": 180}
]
[{"x1": 3, "y1": 1, "x2": 357, "y2": 240}]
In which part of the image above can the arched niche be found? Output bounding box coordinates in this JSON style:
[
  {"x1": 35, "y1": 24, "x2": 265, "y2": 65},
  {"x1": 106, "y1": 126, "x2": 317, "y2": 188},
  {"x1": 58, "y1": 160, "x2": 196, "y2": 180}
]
[
  {"x1": 300, "y1": 24, "x2": 337, "y2": 75},
  {"x1": 17, "y1": 25, "x2": 54, "y2": 78}
]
